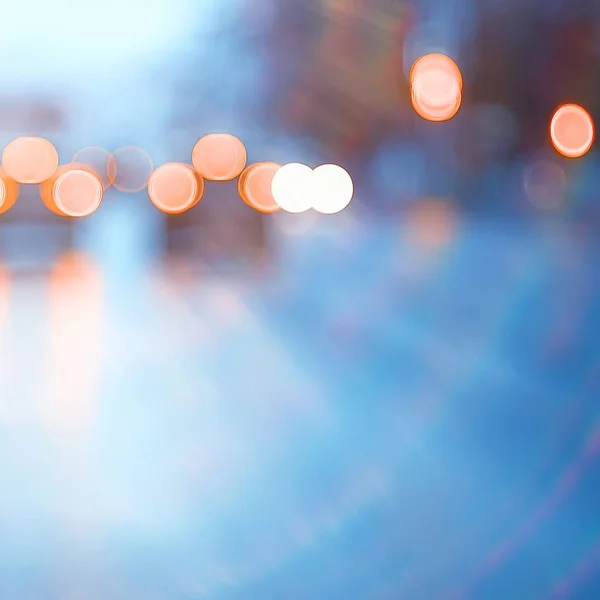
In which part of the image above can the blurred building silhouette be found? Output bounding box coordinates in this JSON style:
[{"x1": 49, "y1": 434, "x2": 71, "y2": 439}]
[
  {"x1": 263, "y1": 0, "x2": 415, "y2": 163},
  {"x1": 466, "y1": 0, "x2": 600, "y2": 157}
]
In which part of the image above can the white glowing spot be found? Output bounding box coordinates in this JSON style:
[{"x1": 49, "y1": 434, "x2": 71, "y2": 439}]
[
  {"x1": 271, "y1": 163, "x2": 314, "y2": 213},
  {"x1": 312, "y1": 164, "x2": 354, "y2": 215}
]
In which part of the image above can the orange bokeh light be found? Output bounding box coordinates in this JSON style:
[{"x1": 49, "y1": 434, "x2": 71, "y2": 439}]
[
  {"x1": 192, "y1": 133, "x2": 247, "y2": 181},
  {"x1": 410, "y1": 53, "x2": 462, "y2": 122},
  {"x1": 2, "y1": 136, "x2": 59, "y2": 184},
  {"x1": 0, "y1": 168, "x2": 20, "y2": 216},
  {"x1": 410, "y1": 53, "x2": 463, "y2": 90},
  {"x1": 72, "y1": 146, "x2": 114, "y2": 190},
  {"x1": 40, "y1": 164, "x2": 103, "y2": 218},
  {"x1": 107, "y1": 146, "x2": 154, "y2": 192},
  {"x1": 147, "y1": 162, "x2": 204, "y2": 214},
  {"x1": 238, "y1": 162, "x2": 281, "y2": 213},
  {"x1": 550, "y1": 104, "x2": 594, "y2": 158}
]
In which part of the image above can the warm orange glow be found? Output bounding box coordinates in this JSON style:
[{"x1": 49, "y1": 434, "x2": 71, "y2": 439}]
[
  {"x1": 147, "y1": 162, "x2": 204, "y2": 214},
  {"x1": 0, "y1": 262, "x2": 9, "y2": 328},
  {"x1": 72, "y1": 146, "x2": 113, "y2": 190},
  {"x1": 410, "y1": 53, "x2": 463, "y2": 90},
  {"x1": 39, "y1": 164, "x2": 103, "y2": 218},
  {"x1": 238, "y1": 162, "x2": 281, "y2": 213},
  {"x1": 107, "y1": 146, "x2": 154, "y2": 192},
  {"x1": 410, "y1": 53, "x2": 462, "y2": 122},
  {"x1": 0, "y1": 168, "x2": 20, "y2": 216},
  {"x1": 40, "y1": 164, "x2": 70, "y2": 216},
  {"x1": 406, "y1": 198, "x2": 458, "y2": 249},
  {"x1": 412, "y1": 82, "x2": 462, "y2": 122},
  {"x1": 53, "y1": 169, "x2": 103, "y2": 217},
  {"x1": 1, "y1": 136, "x2": 59, "y2": 184},
  {"x1": 550, "y1": 104, "x2": 594, "y2": 158},
  {"x1": 192, "y1": 133, "x2": 247, "y2": 181},
  {"x1": 44, "y1": 252, "x2": 103, "y2": 433}
]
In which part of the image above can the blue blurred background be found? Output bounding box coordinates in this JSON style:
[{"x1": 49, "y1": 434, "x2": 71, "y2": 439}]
[{"x1": 0, "y1": 0, "x2": 599, "y2": 598}]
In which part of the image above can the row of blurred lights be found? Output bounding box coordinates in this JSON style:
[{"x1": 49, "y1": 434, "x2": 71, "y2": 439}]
[
  {"x1": 411, "y1": 53, "x2": 595, "y2": 159},
  {"x1": 0, "y1": 134, "x2": 355, "y2": 219},
  {"x1": 0, "y1": 51, "x2": 594, "y2": 220}
]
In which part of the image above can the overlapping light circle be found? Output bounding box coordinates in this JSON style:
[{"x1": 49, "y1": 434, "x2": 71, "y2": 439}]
[
  {"x1": 72, "y1": 146, "x2": 114, "y2": 190},
  {"x1": 192, "y1": 133, "x2": 247, "y2": 181},
  {"x1": 312, "y1": 164, "x2": 354, "y2": 214},
  {"x1": 271, "y1": 163, "x2": 315, "y2": 214},
  {"x1": 39, "y1": 164, "x2": 103, "y2": 218},
  {"x1": 238, "y1": 162, "x2": 281, "y2": 214},
  {"x1": 108, "y1": 146, "x2": 154, "y2": 193},
  {"x1": 270, "y1": 163, "x2": 354, "y2": 215},
  {"x1": 410, "y1": 53, "x2": 462, "y2": 122},
  {"x1": 0, "y1": 134, "x2": 355, "y2": 219}
]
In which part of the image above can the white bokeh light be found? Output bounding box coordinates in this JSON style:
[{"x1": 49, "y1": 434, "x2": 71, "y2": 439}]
[
  {"x1": 271, "y1": 163, "x2": 314, "y2": 213},
  {"x1": 312, "y1": 164, "x2": 354, "y2": 215}
]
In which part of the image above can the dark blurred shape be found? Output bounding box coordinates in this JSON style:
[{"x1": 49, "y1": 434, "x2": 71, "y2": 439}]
[
  {"x1": 0, "y1": 93, "x2": 68, "y2": 133},
  {"x1": 523, "y1": 159, "x2": 567, "y2": 210},
  {"x1": 164, "y1": 180, "x2": 269, "y2": 266},
  {"x1": 0, "y1": 184, "x2": 76, "y2": 271},
  {"x1": 263, "y1": 0, "x2": 416, "y2": 162}
]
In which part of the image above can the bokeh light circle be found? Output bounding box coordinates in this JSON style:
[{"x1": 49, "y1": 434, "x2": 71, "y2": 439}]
[
  {"x1": 0, "y1": 168, "x2": 19, "y2": 216},
  {"x1": 550, "y1": 104, "x2": 594, "y2": 158},
  {"x1": 410, "y1": 53, "x2": 463, "y2": 90},
  {"x1": 271, "y1": 163, "x2": 314, "y2": 213},
  {"x1": 412, "y1": 81, "x2": 462, "y2": 122},
  {"x1": 410, "y1": 53, "x2": 462, "y2": 122},
  {"x1": 238, "y1": 162, "x2": 281, "y2": 213},
  {"x1": 148, "y1": 163, "x2": 204, "y2": 215},
  {"x1": 107, "y1": 146, "x2": 154, "y2": 192},
  {"x1": 312, "y1": 164, "x2": 354, "y2": 214},
  {"x1": 192, "y1": 133, "x2": 247, "y2": 181},
  {"x1": 53, "y1": 169, "x2": 103, "y2": 217},
  {"x1": 40, "y1": 164, "x2": 103, "y2": 217},
  {"x1": 2, "y1": 136, "x2": 59, "y2": 184},
  {"x1": 72, "y1": 146, "x2": 113, "y2": 190}
]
